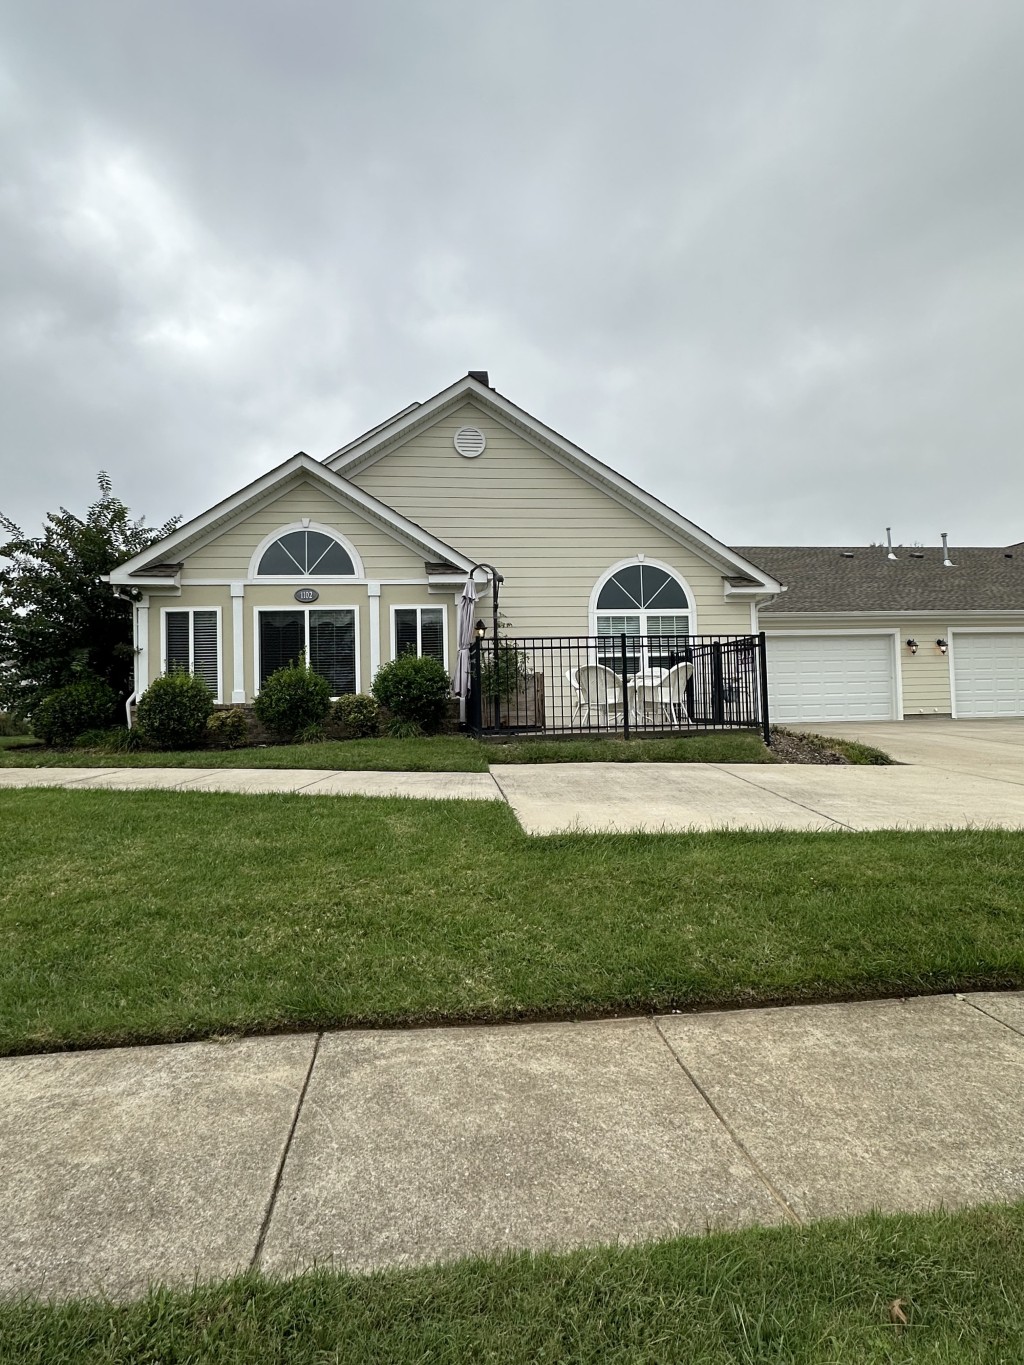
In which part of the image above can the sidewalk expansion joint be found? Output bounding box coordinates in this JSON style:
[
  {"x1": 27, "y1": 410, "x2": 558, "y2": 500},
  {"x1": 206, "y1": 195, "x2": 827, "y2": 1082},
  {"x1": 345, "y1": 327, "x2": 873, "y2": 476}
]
[
  {"x1": 651, "y1": 1017, "x2": 803, "y2": 1227},
  {"x1": 250, "y1": 1031, "x2": 322, "y2": 1270},
  {"x1": 959, "y1": 995, "x2": 1024, "y2": 1040},
  {"x1": 711, "y1": 765, "x2": 856, "y2": 832}
]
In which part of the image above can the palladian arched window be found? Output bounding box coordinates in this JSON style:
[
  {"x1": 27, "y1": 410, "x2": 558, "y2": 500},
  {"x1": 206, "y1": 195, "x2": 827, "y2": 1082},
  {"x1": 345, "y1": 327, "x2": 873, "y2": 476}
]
[{"x1": 256, "y1": 529, "x2": 355, "y2": 577}]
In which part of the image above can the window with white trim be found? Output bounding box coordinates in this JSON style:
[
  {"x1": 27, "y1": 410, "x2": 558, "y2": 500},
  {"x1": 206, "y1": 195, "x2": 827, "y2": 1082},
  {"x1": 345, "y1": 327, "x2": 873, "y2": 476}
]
[
  {"x1": 595, "y1": 564, "x2": 690, "y2": 674},
  {"x1": 392, "y1": 606, "x2": 446, "y2": 665},
  {"x1": 256, "y1": 529, "x2": 355, "y2": 577},
  {"x1": 258, "y1": 608, "x2": 357, "y2": 696},
  {"x1": 164, "y1": 609, "x2": 220, "y2": 696}
]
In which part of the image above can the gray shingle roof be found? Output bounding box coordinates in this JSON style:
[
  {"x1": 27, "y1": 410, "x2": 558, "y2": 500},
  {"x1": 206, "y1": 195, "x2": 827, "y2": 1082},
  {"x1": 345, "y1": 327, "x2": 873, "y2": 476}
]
[{"x1": 733, "y1": 545, "x2": 1024, "y2": 613}]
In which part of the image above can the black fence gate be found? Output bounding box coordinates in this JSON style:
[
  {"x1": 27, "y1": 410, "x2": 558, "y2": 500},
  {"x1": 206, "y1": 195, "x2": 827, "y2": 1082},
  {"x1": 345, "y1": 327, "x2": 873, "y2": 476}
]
[{"x1": 466, "y1": 633, "x2": 770, "y2": 743}]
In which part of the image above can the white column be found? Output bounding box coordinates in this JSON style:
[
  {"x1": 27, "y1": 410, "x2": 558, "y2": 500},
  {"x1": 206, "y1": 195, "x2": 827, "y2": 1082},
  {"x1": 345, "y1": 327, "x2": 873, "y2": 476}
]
[
  {"x1": 230, "y1": 582, "x2": 246, "y2": 703},
  {"x1": 136, "y1": 599, "x2": 150, "y2": 694},
  {"x1": 368, "y1": 581, "x2": 381, "y2": 684}
]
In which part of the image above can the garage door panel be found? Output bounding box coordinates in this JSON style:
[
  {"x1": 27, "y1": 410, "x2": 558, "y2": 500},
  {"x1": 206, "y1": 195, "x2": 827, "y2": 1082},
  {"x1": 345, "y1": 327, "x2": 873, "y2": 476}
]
[
  {"x1": 766, "y1": 635, "x2": 897, "y2": 723},
  {"x1": 953, "y1": 634, "x2": 1024, "y2": 717}
]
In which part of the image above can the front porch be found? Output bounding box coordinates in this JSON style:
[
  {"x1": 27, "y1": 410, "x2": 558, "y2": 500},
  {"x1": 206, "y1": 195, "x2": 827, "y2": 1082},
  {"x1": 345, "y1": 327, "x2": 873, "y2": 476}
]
[{"x1": 465, "y1": 634, "x2": 770, "y2": 743}]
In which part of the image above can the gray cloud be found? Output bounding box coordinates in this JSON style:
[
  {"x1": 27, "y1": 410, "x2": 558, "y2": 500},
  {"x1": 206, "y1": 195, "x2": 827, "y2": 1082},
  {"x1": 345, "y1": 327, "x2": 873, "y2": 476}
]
[{"x1": 2, "y1": 0, "x2": 1022, "y2": 551}]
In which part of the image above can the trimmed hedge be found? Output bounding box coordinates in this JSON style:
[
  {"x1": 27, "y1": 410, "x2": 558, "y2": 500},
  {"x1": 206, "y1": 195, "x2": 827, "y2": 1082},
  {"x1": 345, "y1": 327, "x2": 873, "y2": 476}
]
[
  {"x1": 137, "y1": 673, "x2": 214, "y2": 749},
  {"x1": 371, "y1": 655, "x2": 451, "y2": 734},
  {"x1": 253, "y1": 662, "x2": 331, "y2": 739}
]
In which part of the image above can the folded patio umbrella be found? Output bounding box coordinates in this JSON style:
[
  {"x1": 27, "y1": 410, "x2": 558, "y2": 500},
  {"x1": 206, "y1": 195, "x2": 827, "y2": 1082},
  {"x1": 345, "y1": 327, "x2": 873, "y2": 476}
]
[{"x1": 452, "y1": 573, "x2": 479, "y2": 698}]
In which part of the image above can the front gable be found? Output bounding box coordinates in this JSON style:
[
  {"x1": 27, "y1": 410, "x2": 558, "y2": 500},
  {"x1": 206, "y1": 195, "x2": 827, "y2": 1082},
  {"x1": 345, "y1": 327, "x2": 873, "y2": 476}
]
[{"x1": 110, "y1": 453, "x2": 476, "y2": 587}]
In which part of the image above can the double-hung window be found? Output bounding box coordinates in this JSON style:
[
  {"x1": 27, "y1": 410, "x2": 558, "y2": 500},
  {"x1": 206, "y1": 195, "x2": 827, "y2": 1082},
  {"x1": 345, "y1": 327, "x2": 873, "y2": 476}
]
[
  {"x1": 163, "y1": 609, "x2": 220, "y2": 697},
  {"x1": 392, "y1": 606, "x2": 446, "y2": 665},
  {"x1": 258, "y1": 608, "x2": 358, "y2": 696}
]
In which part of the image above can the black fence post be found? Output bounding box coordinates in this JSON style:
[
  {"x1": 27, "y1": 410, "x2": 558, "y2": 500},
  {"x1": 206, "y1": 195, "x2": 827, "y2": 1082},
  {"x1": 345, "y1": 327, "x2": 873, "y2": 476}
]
[
  {"x1": 619, "y1": 633, "x2": 630, "y2": 740},
  {"x1": 758, "y1": 630, "x2": 771, "y2": 746},
  {"x1": 711, "y1": 641, "x2": 725, "y2": 725},
  {"x1": 469, "y1": 640, "x2": 483, "y2": 735},
  {"x1": 491, "y1": 635, "x2": 500, "y2": 732}
]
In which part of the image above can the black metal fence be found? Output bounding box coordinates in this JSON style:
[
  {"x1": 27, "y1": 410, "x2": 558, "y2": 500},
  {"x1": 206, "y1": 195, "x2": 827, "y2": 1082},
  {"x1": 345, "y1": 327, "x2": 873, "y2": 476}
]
[{"x1": 466, "y1": 633, "x2": 770, "y2": 743}]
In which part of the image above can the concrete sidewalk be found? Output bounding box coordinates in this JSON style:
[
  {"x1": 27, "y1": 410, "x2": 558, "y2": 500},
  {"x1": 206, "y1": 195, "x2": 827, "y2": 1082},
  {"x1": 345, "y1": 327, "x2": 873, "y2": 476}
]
[
  {"x1": 0, "y1": 766, "x2": 502, "y2": 800},
  {"x1": 491, "y1": 760, "x2": 1024, "y2": 833},
  {"x1": 3, "y1": 992, "x2": 1024, "y2": 1301}
]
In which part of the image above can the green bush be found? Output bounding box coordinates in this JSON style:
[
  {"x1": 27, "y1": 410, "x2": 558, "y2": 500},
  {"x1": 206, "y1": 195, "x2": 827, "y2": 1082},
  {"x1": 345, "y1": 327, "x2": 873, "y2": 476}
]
[
  {"x1": 0, "y1": 711, "x2": 30, "y2": 737},
  {"x1": 31, "y1": 678, "x2": 118, "y2": 746},
  {"x1": 333, "y1": 692, "x2": 380, "y2": 739},
  {"x1": 371, "y1": 655, "x2": 451, "y2": 733},
  {"x1": 253, "y1": 661, "x2": 331, "y2": 740},
  {"x1": 480, "y1": 642, "x2": 529, "y2": 700},
  {"x1": 137, "y1": 673, "x2": 214, "y2": 749},
  {"x1": 206, "y1": 708, "x2": 250, "y2": 749}
]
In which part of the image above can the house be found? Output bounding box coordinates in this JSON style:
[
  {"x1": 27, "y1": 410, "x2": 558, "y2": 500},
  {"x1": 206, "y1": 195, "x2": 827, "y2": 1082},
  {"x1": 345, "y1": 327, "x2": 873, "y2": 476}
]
[{"x1": 109, "y1": 372, "x2": 1024, "y2": 723}]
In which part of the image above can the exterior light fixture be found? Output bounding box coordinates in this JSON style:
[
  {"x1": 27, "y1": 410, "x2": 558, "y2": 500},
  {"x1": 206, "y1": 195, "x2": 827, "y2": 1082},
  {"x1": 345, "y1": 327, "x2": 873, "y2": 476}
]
[
  {"x1": 906, "y1": 638, "x2": 919, "y2": 654},
  {"x1": 936, "y1": 638, "x2": 948, "y2": 654},
  {"x1": 474, "y1": 619, "x2": 487, "y2": 640}
]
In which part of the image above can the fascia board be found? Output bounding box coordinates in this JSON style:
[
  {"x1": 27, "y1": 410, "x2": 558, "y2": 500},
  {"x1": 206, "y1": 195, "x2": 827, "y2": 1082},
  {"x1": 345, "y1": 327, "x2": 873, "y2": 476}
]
[{"x1": 329, "y1": 377, "x2": 782, "y2": 593}]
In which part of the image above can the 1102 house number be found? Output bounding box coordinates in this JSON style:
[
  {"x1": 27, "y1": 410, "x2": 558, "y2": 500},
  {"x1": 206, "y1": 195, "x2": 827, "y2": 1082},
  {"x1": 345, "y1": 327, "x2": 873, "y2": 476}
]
[{"x1": 294, "y1": 588, "x2": 320, "y2": 603}]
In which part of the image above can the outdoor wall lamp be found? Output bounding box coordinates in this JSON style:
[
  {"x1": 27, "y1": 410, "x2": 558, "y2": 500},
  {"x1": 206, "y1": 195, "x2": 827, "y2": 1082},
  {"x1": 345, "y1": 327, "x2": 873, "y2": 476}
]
[
  {"x1": 936, "y1": 638, "x2": 948, "y2": 654},
  {"x1": 474, "y1": 619, "x2": 487, "y2": 640},
  {"x1": 906, "y1": 638, "x2": 919, "y2": 654}
]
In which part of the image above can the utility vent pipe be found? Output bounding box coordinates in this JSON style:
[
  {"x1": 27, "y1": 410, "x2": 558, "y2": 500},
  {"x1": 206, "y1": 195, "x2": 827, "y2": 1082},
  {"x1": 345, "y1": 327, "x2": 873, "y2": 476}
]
[
  {"x1": 885, "y1": 527, "x2": 897, "y2": 560},
  {"x1": 941, "y1": 532, "x2": 954, "y2": 568}
]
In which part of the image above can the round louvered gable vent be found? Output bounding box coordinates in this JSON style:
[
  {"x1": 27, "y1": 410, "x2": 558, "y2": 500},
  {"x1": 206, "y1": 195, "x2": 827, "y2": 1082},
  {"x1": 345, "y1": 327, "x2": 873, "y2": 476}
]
[{"x1": 453, "y1": 426, "x2": 486, "y2": 458}]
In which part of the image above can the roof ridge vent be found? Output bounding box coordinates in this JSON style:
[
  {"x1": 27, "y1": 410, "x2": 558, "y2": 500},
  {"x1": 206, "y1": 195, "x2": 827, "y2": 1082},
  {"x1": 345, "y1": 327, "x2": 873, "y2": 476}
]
[
  {"x1": 840, "y1": 551, "x2": 854, "y2": 558},
  {"x1": 885, "y1": 527, "x2": 897, "y2": 560},
  {"x1": 941, "y1": 531, "x2": 955, "y2": 568}
]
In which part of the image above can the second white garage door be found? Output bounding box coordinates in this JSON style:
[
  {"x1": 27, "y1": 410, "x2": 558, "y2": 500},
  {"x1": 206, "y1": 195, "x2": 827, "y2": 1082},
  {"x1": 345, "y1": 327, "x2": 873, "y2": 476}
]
[
  {"x1": 766, "y1": 634, "x2": 898, "y2": 723},
  {"x1": 952, "y1": 632, "x2": 1024, "y2": 717}
]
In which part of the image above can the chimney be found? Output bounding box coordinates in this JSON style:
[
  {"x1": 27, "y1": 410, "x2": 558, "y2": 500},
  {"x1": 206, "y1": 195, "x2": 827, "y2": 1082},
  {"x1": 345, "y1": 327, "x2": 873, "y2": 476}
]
[
  {"x1": 885, "y1": 528, "x2": 897, "y2": 560},
  {"x1": 467, "y1": 370, "x2": 489, "y2": 387},
  {"x1": 941, "y1": 532, "x2": 955, "y2": 568}
]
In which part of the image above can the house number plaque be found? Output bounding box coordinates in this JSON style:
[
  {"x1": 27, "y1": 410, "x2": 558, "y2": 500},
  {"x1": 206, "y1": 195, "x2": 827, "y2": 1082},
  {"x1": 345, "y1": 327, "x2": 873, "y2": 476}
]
[{"x1": 294, "y1": 588, "x2": 320, "y2": 603}]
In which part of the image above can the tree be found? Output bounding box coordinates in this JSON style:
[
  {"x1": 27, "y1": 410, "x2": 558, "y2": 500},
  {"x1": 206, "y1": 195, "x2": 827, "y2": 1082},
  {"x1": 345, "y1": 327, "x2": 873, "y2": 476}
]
[{"x1": 0, "y1": 473, "x2": 180, "y2": 716}]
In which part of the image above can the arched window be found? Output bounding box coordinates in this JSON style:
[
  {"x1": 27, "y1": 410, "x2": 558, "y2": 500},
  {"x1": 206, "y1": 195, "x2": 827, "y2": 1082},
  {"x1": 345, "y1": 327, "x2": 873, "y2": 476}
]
[
  {"x1": 595, "y1": 563, "x2": 690, "y2": 635},
  {"x1": 594, "y1": 562, "x2": 691, "y2": 675},
  {"x1": 256, "y1": 529, "x2": 355, "y2": 577}
]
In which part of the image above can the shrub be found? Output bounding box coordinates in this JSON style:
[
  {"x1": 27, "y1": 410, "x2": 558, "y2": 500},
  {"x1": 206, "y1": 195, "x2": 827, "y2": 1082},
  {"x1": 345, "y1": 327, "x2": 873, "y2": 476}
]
[
  {"x1": 0, "y1": 711, "x2": 29, "y2": 737},
  {"x1": 333, "y1": 693, "x2": 380, "y2": 739},
  {"x1": 253, "y1": 661, "x2": 331, "y2": 740},
  {"x1": 480, "y1": 642, "x2": 529, "y2": 700},
  {"x1": 137, "y1": 672, "x2": 214, "y2": 749},
  {"x1": 31, "y1": 678, "x2": 118, "y2": 747},
  {"x1": 371, "y1": 655, "x2": 451, "y2": 733},
  {"x1": 206, "y1": 707, "x2": 250, "y2": 749}
]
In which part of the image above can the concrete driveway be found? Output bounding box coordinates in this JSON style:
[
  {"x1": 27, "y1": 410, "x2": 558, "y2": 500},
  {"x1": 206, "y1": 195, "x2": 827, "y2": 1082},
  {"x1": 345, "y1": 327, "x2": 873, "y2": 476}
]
[
  {"x1": 493, "y1": 718, "x2": 1024, "y2": 834},
  {"x1": 789, "y1": 717, "x2": 1024, "y2": 785}
]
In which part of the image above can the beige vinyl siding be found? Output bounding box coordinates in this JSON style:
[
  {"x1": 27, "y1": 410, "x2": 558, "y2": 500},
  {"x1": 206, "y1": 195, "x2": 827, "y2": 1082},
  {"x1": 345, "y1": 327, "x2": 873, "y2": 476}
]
[
  {"x1": 181, "y1": 479, "x2": 427, "y2": 580},
  {"x1": 349, "y1": 404, "x2": 751, "y2": 635},
  {"x1": 758, "y1": 613, "x2": 1024, "y2": 716}
]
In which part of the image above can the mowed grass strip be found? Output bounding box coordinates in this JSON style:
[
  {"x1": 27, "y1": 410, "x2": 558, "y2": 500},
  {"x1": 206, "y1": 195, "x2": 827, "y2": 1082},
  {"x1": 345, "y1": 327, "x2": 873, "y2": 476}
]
[
  {"x1": 5, "y1": 1203, "x2": 1024, "y2": 1363},
  {"x1": 0, "y1": 730, "x2": 774, "y2": 770},
  {"x1": 2, "y1": 790, "x2": 1023, "y2": 1054}
]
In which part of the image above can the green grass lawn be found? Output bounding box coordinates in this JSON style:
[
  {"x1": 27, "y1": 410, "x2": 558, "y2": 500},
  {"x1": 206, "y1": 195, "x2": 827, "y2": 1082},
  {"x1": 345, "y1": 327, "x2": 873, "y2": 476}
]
[
  {"x1": 2, "y1": 789, "x2": 1021, "y2": 1055},
  {"x1": 5, "y1": 1202, "x2": 1024, "y2": 1362},
  {"x1": 0, "y1": 730, "x2": 778, "y2": 770}
]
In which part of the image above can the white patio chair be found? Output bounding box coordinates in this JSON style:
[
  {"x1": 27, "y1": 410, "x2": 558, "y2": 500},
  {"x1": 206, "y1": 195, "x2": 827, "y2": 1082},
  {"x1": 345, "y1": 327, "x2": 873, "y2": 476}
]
[
  {"x1": 629, "y1": 678, "x2": 670, "y2": 727},
  {"x1": 576, "y1": 664, "x2": 624, "y2": 726},
  {"x1": 660, "y1": 662, "x2": 693, "y2": 725},
  {"x1": 565, "y1": 669, "x2": 585, "y2": 724}
]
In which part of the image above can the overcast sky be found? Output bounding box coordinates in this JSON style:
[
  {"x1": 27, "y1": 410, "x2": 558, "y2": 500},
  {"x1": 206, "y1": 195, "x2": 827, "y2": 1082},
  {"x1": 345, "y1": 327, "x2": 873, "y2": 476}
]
[{"x1": 2, "y1": 1, "x2": 1022, "y2": 551}]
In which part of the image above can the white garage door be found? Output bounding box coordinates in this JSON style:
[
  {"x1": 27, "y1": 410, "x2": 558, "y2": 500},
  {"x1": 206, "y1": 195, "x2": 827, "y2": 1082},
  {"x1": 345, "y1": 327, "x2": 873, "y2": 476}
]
[
  {"x1": 766, "y1": 635, "x2": 897, "y2": 723},
  {"x1": 952, "y1": 633, "x2": 1024, "y2": 717}
]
